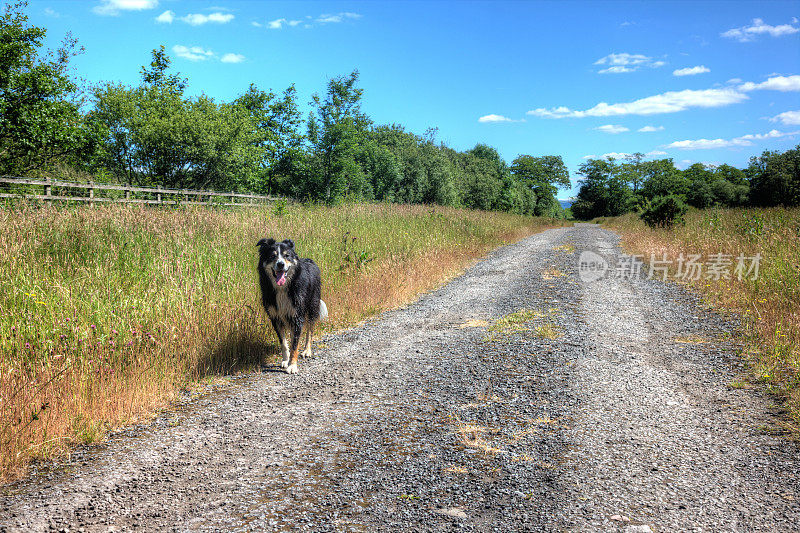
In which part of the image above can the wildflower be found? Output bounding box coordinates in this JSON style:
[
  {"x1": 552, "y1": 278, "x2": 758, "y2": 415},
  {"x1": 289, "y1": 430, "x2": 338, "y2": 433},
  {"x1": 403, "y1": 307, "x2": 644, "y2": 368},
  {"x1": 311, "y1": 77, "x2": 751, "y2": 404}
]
[
  {"x1": 25, "y1": 342, "x2": 30, "y2": 349},
  {"x1": 112, "y1": 329, "x2": 117, "y2": 335},
  {"x1": 90, "y1": 325, "x2": 96, "y2": 330}
]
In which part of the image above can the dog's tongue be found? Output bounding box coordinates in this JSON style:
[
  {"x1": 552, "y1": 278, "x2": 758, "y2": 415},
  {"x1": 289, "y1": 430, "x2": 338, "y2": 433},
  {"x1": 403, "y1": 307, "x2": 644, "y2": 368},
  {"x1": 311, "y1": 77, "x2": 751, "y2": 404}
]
[{"x1": 276, "y1": 271, "x2": 286, "y2": 286}]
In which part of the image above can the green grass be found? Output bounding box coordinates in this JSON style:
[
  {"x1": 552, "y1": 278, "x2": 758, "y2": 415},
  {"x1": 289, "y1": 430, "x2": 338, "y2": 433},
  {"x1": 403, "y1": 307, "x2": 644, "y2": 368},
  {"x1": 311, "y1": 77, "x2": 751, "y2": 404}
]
[{"x1": 0, "y1": 201, "x2": 565, "y2": 482}]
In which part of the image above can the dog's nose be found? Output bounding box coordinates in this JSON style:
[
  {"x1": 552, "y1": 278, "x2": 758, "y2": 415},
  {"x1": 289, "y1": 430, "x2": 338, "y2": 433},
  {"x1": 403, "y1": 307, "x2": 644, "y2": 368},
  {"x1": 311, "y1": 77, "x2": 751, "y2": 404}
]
[{"x1": 276, "y1": 261, "x2": 285, "y2": 270}]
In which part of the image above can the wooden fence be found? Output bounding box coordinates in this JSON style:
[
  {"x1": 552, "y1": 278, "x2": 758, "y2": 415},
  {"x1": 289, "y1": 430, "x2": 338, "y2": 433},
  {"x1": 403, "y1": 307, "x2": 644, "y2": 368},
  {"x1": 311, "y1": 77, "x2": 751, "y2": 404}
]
[{"x1": 0, "y1": 176, "x2": 282, "y2": 207}]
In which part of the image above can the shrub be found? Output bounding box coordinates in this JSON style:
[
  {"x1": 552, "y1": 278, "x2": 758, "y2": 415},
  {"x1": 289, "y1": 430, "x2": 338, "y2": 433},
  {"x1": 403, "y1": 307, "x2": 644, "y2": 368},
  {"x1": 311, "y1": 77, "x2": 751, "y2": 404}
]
[{"x1": 640, "y1": 194, "x2": 688, "y2": 228}]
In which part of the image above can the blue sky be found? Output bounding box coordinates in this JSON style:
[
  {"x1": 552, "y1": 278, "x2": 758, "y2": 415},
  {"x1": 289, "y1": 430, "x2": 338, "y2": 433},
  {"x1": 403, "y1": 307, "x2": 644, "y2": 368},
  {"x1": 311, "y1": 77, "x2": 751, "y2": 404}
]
[{"x1": 29, "y1": 0, "x2": 800, "y2": 197}]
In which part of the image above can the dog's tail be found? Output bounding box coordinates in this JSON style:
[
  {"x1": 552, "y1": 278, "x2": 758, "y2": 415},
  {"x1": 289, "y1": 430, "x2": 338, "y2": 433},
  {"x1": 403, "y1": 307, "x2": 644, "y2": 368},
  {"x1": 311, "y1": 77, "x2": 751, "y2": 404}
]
[{"x1": 319, "y1": 300, "x2": 328, "y2": 321}]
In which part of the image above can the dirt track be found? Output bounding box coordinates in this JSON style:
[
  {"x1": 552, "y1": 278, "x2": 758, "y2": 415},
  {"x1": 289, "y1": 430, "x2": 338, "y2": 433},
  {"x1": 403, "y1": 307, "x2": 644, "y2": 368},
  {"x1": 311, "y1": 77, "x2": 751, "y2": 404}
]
[{"x1": 2, "y1": 223, "x2": 798, "y2": 532}]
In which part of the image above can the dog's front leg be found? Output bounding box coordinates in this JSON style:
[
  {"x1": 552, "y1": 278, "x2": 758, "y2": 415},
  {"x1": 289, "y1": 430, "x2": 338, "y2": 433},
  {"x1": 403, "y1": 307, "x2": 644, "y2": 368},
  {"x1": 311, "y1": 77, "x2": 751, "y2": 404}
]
[
  {"x1": 271, "y1": 317, "x2": 290, "y2": 369},
  {"x1": 286, "y1": 318, "x2": 304, "y2": 374}
]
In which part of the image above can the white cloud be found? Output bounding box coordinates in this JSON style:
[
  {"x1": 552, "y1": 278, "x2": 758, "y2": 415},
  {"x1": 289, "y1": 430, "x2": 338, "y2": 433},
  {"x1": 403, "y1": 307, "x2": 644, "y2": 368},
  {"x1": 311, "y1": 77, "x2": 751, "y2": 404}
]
[
  {"x1": 181, "y1": 12, "x2": 234, "y2": 25},
  {"x1": 256, "y1": 13, "x2": 358, "y2": 30},
  {"x1": 93, "y1": 0, "x2": 158, "y2": 16},
  {"x1": 638, "y1": 125, "x2": 664, "y2": 132},
  {"x1": 722, "y1": 18, "x2": 799, "y2": 42},
  {"x1": 582, "y1": 154, "x2": 597, "y2": 159},
  {"x1": 673, "y1": 65, "x2": 710, "y2": 76},
  {"x1": 771, "y1": 110, "x2": 800, "y2": 126},
  {"x1": 316, "y1": 12, "x2": 361, "y2": 24},
  {"x1": 602, "y1": 152, "x2": 632, "y2": 159},
  {"x1": 528, "y1": 88, "x2": 747, "y2": 119},
  {"x1": 155, "y1": 10, "x2": 173, "y2": 23},
  {"x1": 43, "y1": 7, "x2": 59, "y2": 17},
  {"x1": 172, "y1": 45, "x2": 215, "y2": 61},
  {"x1": 594, "y1": 124, "x2": 629, "y2": 134},
  {"x1": 646, "y1": 150, "x2": 668, "y2": 156},
  {"x1": 599, "y1": 66, "x2": 634, "y2": 74},
  {"x1": 221, "y1": 53, "x2": 245, "y2": 64},
  {"x1": 594, "y1": 52, "x2": 666, "y2": 73},
  {"x1": 739, "y1": 74, "x2": 800, "y2": 92},
  {"x1": 666, "y1": 129, "x2": 799, "y2": 150},
  {"x1": 478, "y1": 114, "x2": 523, "y2": 123}
]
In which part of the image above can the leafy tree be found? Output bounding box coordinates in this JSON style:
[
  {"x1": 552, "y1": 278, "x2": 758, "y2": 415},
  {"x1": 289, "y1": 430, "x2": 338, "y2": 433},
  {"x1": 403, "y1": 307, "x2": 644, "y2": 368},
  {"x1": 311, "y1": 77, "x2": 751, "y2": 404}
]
[
  {"x1": 0, "y1": 1, "x2": 93, "y2": 174},
  {"x1": 510, "y1": 154, "x2": 570, "y2": 216},
  {"x1": 572, "y1": 158, "x2": 632, "y2": 219},
  {"x1": 306, "y1": 70, "x2": 372, "y2": 202},
  {"x1": 639, "y1": 158, "x2": 687, "y2": 200},
  {"x1": 90, "y1": 48, "x2": 259, "y2": 189},
  {"x1": 640, "y1": 194, "x2": 688, "y2": 228},
  {"x1": 748, "y1": 145, "x2": 800, "y2": 207},
  {"x1": 235, "y1": 84, "x2": 305, "y2": 194},
  {"x1": 140, "y1": 44, "x2": 186, "y2": 94}
]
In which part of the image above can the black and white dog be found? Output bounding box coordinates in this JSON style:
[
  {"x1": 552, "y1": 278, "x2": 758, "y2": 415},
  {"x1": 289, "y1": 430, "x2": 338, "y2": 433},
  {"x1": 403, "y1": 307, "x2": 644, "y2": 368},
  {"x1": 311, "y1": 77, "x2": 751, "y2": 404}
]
[{"x1": 257, "y1": 238, "x2": 327, "y2": 374}]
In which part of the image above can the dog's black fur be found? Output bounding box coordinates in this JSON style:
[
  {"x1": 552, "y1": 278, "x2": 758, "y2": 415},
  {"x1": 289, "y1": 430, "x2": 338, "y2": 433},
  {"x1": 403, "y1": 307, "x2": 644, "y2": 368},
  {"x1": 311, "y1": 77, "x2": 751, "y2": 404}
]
[{"x1": 257, "y1": 238, "x2": 325, "y2": 374}]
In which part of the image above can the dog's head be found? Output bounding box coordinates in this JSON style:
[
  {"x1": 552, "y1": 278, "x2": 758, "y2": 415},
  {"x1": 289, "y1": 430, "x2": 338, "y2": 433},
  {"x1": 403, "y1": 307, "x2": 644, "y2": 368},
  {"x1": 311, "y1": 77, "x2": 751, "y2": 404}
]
[{"x1": 257, "y1": 238, "x2": 298, "y2": 287}]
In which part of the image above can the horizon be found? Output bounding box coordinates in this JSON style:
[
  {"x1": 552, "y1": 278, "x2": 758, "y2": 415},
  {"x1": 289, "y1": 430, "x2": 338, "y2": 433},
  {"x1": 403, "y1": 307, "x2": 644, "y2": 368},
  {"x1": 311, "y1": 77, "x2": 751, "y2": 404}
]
[{"x1": 27, "y1": 0, "x2": 800, "y2": 196}]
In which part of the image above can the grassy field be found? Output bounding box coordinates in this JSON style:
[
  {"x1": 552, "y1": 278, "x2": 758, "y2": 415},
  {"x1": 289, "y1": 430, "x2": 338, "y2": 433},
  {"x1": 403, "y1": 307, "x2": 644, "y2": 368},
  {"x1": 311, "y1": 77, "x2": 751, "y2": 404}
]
[
  {"x1": 0, "y1": 201, "x2": 563, "y2": 482},
  {"x1": 602, "y1": 208, "x2": 800, "y2": 430}
]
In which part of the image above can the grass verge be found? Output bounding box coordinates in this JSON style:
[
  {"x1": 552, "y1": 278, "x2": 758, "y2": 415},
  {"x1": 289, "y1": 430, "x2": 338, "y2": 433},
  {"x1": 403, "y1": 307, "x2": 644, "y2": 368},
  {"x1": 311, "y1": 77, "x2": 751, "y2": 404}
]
[
  {"x1": 602, "y1": 208, "x2": 799, "y2": 430},
  {"x1": 0, "y1": 201, "x2": 565, "y2": 483}
]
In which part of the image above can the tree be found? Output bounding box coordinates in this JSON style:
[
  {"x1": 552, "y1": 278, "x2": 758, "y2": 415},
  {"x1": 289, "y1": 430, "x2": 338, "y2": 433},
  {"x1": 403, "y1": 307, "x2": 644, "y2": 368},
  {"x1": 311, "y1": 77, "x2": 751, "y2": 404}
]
[
  {"x1": 510, "y1": 155, "x2": 570, "y2": 216},
  {"x1": 306, "y1": 70, "x2": 372, "y2": 202},
  {"x1": 748, "y1": 146, "x2": 800, "y2": 207},
  {"x1": 572, "y1": 158, "x2": 632, "y2": 219},
  {"x1": 0, "y1": 1, "x2": 93, "y2": 174},
  {"x1": 639, "y1": 159, "x2": 687, "y2": 200},
  {"x1": 235, "y1": 84, "x2": 305, "y2": 194},
  {"x1": 139, "y1": 44, "x2": 186, "y2": 94},
  {"x1": 90, "y1": 48, "x2": 259, "y2": 189}
]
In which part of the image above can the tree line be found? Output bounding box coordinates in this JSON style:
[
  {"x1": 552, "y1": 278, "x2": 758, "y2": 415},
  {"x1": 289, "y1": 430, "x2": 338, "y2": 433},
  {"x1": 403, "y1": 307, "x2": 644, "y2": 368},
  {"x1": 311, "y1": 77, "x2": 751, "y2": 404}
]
[
  {"x1": 572, "y1": 148, "x2": 800, "y2": 221},
  {"x1": 0, "y1": 2, "x2": 569, "y2": 217}
]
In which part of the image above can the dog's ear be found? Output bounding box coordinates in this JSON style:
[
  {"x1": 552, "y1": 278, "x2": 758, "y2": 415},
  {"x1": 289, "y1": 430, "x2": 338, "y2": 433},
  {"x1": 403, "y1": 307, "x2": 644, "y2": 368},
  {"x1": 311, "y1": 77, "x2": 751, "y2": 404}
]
[
  {"x1": 257, "y1": 238, "x2": 275, "y2": 248},
  {"x1": 282, "y1": 239, "x2": 294, "y2": 249}
]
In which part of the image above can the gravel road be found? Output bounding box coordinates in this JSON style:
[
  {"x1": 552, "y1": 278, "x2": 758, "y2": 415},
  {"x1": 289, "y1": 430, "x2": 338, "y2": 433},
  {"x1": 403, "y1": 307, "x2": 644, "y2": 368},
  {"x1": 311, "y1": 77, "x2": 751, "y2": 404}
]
[{"x1": 2, "y1": 223, "x2": 798, "y2": 532}]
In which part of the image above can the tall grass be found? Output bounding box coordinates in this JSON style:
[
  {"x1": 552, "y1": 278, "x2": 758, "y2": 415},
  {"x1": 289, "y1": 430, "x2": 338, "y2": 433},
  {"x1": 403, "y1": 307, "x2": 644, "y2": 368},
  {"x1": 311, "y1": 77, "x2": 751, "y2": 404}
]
[
  {"x1": 0, "y1": 201, "x2": 562, "y2": 482},
  {"x1": 603, "y1": 208, "x2": 800, "y2": 428}
]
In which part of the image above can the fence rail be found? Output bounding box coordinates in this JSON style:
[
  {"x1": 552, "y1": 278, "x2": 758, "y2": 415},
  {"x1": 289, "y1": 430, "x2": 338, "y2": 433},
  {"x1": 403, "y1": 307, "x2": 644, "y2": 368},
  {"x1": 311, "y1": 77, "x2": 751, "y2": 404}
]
[{"x1": 0, "y1": 177, "x2": 282, "y2": 207}]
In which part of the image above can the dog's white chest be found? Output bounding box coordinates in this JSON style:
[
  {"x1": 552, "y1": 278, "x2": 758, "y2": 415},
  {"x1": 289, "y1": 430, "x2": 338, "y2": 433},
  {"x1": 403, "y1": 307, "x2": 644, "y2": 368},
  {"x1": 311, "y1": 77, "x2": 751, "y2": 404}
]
[{"x1": 268, "y1": 287, "x2": 295, "y2": 323}]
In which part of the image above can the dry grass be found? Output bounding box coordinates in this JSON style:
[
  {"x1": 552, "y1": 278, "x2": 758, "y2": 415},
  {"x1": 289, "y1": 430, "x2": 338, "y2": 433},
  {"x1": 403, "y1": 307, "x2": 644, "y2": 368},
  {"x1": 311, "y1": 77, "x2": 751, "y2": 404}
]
[
  {"x1": 603, "y1": 207, "x2": 800, "y2": 427},
  {"x1": 0, "y1": 201, "x2": 565, "y2": 482}
]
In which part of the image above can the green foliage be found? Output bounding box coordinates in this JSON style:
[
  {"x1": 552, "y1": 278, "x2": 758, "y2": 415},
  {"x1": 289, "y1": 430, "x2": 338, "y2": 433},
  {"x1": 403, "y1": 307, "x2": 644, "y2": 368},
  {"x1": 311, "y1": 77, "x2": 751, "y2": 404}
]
[
  {"x1": 640, "y1": 194, "x2": 688, "y2": 228},
  {"x1": 0, "y1": 1, "x2": 94, "y2": 174},
  {"x1": 1, "y1": 3, "x2": 570, "y2": 215},
  {"x1": 510, "y1": 154, "x2": 569, "y2": 216},
  {"x1": 89, "y1": 49, "x2": 259, "y2": 189},
  {"x1": 748, "y1": 145, "x2": 800, "y2": 207},
  {"x1": 572, "y1": 158, "x2": 633, "y2": 219}
]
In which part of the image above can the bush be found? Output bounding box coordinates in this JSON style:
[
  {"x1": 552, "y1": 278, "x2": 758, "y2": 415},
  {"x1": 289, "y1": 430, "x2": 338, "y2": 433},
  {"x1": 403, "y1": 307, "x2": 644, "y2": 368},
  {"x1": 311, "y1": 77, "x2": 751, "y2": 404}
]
[{"x1": 640, "y1": 194, "x2": 688, "y2": 228}]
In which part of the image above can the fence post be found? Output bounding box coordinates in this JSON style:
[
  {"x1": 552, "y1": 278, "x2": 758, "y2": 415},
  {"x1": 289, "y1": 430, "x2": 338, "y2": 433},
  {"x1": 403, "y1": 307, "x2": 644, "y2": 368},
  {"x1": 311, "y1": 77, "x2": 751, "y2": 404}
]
[
  {"x1": 89, "y1": 181, "x2": 94, "y2": 207},
  {"x1": 125, "y1": 187, "x2": 131, "y2": 203},
  {"x1": 157, "y1": 191, "x2": 162, "y2": 204},
  {"x1": 182, "y1": 189, "x2": 187, "y2": 205},
  {"x1": 44, "y1": 178, "x2": 52, "y2": 205},
  {"x1": 230, "y1": 191, "x2": 234, "y2": 206}
]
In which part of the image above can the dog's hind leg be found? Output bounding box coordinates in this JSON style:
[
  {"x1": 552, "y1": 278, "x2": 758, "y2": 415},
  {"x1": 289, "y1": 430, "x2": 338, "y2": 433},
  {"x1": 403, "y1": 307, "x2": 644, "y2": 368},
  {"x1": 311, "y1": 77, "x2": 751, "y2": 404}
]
[
  {"x1": 286, "y1": 319, "x2": 303, "y2": 374},
  {"x1": 301, "y1": 323, "x2": 314, "y2": 359}
]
